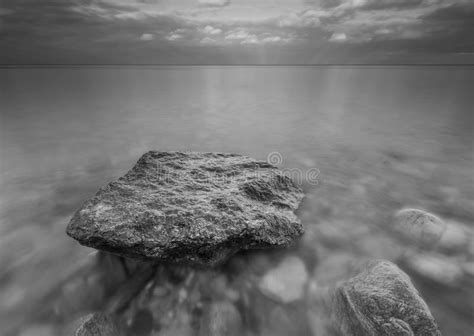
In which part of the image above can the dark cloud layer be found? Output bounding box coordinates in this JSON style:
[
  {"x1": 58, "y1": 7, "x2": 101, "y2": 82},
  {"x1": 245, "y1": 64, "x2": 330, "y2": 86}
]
[
  {"x1": 359, "y1": 0, "x2": 424, "y2": 11},
  {"x1": 0, "y1": 0, "x2": 473, "y2": 64}
]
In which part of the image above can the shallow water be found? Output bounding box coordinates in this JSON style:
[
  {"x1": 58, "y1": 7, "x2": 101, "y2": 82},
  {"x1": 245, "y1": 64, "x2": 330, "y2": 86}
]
[{"x1": 1, "y1": 66, "x2": 473, "y2": 335}]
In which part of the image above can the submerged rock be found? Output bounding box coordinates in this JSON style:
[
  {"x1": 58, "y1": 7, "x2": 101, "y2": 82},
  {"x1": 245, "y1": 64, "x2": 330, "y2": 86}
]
[
  {"x1": 199, "y1": 301, "x2": 242, "y2": 336},
  {"x1": 438, "y1": 220, "x2": 472, "y2": 254},
  {"x1": 258, "y1": 256, "x2": 308, "y2": 303},
  {"x1": 67, "y1": 151, "x2": 304, "y2": 267},
  {"x1": 393, "y1": 208, "x2": 446, "y2": 249},
  {"x1": 402, "y1": 252, "x2": 464, "y2": 286},
  {"x1": 333, "y1": 260, "x2": 441, "y2": 336}
]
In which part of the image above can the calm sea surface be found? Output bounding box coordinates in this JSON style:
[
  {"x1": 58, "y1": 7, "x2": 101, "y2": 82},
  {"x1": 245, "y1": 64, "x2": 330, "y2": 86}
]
[{"x1": 1, "y1": 66, "x2": 473, "y2": 335}]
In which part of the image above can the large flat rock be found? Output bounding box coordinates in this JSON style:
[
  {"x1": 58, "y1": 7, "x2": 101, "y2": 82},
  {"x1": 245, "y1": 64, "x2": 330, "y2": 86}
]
[{"x1": 67, "y1": 151, "x2": 304, "y2": 267}]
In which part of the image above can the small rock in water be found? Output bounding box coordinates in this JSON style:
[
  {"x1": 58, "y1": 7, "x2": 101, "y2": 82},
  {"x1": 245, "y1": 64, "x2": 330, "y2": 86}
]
[
  {"x1": 402, "y1": 252, "x2": 464, "y2": 286},
  {"x1": 67, "y1": 151, "x2": 304, "y2": 267},
  {"x1": 393, "y1": 208, "x2": 446, "y2": 248},
  {"x1": 438, "y1": 220, "x2": 472, "y2": 254},
  {"x1": 258, "y1": 256, "x2": 308, "y2": 303},
  {"x1": 333, "y1": 260, "x2": 441, "y2": 336},
  {"x1": 199, "y1": 301, "x2": 243, "y2": 336},
  {"x1": 75, "y1": 313, "x2": 123, "y2": 336}
]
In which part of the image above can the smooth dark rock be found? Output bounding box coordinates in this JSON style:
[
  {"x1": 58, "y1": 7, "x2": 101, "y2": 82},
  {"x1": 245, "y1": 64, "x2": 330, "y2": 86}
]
[
  {"x1": 74, "y1": 313, "x2": 123, "y2": 336},
  {"x1": 333, "y1": 260, "x2": 441, "y2": 336},
  {"x1": 67, "y1": 151, "x2": 304, "y2": 267}
]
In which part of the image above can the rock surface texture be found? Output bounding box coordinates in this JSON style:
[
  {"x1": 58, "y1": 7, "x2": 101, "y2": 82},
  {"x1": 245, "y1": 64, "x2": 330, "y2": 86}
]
[
  {"x1": 74, "y1": 313, "x2": 123, "y2": 336},
  {"x1": 334, "y1": 260, "x2": 441, "y2": 336},
  {"x1": 393, "y1": 208, "x2": 446, "y2": 248},
  {"x1": 67, "y1": 151, "x2": 304, "y2": 267}
]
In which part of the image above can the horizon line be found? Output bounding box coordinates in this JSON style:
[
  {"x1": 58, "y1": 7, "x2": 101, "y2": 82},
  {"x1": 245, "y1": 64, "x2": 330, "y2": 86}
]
[{"x1": 1, "y1": 63, "x2": 474, "y2": 69}]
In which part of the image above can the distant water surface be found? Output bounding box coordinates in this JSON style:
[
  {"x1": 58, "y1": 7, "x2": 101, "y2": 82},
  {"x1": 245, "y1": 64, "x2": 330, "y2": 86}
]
[
  {"x1": 0, "y1": 66, "x2": 473, "y2": 335},
  {"x1": 1, "y1": 66, "x2": 472, "y2": 185}
]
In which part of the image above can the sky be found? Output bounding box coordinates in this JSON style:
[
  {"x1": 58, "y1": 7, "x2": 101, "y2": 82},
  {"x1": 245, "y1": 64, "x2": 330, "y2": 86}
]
[{"x1": 0, "y1": 0, "x2": 473, "y2": 64}]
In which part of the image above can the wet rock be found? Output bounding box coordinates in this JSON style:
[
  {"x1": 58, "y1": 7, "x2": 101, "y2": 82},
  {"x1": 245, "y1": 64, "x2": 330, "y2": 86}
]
[
  {"x1": 74, "y1": 313, "x2": 123, "y2": 336},
  {"x1": 198, "y1": 301, "x2": 242, "y2": 336},
  {"x1": 333, "y1": 260, "x2": 441, "y2": 336},
  {"x1": 393, "y1": 209, "x2": 446, "y2": 249},
  {"x1": 259, "y1": 256, "x2": 308, "y2": 303},
  {"x1": 67, "y1": 151, "x2": 304, "y2": 267}
]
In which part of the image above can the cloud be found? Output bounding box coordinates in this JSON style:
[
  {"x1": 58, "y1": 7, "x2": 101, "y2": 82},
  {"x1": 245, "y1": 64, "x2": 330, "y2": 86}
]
[
  {"x1": 202, "y1": 25, "x2": 222, "y2": 35},
  {"x1": 139, "y1": 33, "x2": 154, "y2": 41},
  {"x1": 241, "y1": 36, "x2": 259, "y2": 44},
  {"x1": 113, "y1": 11, "x2": 148, "y2": 20},
  {"x1": 201, "y1": 37, "x2": 216, "y2": 44},
  {"x1": 357, "y1": 0, "x2": 424, "y2": 11},
  {"x1": 0, "y1": 0, "x2": 473, "y2": 64},
  {"x1": 227, "y1": 32, "x2": 290, "y2": 45},
  {"x1": 279, "y1": 10, "x2": 324, "y2": 27},
  {"x1": 262, "y1": 36, "x2": 282, "y2": 43},
  {"x1": 304, "y1": 0, "x2": 343, "y2": 9},
  {"x1": 166, "y1": 32, "x2": 183, "y2": 41},
  {"x1": 225, "y1": 29, "x2": 253, "y2": 40},
  {"x1": 225, "y1": 29, "x2": 262, "y2": 44},
  {"x1": 197, "y1": 0, "x2": 231, "y2": 7},
  {"x1": 329, "y1": 32, "x2": 347, "y2": 42},
  {"x1": 422, "y1": 3, "x2": 474, "y2": 23},
  {"x1": 374, "y1": 28, "x2": 393, "y2": 35}
]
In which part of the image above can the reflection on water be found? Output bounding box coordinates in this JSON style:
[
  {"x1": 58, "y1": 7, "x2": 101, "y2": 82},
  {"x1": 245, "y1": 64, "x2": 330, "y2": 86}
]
[{"x1": 0, "y1": 66, "x2": 473, "y2": 335}]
